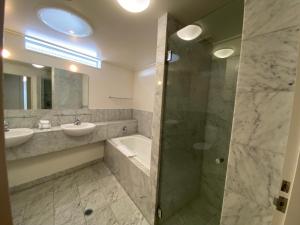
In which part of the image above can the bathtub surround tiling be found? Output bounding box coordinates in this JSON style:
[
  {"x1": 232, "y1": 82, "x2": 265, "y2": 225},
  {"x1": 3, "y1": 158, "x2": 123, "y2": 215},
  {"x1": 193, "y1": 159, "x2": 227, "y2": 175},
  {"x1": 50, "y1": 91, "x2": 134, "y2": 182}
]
[
  {"x1": 6, "y1": 120, "x2": 137, "y2": 161},
  {"x1": 221, "y1": 0, "x2": 300, "y2": 224},
  {"x1": 4, "y1": 108, "x2": 133, "y2": 129},
  {"x1": 105, "y1": 141, "x2": 152, "y2": 223},
  {"x1": 10, "y1": 161, "x2": 149, "y2": 225},
  {"x1": 133, "y1": 109, "x2": 153, "y2": 138}
]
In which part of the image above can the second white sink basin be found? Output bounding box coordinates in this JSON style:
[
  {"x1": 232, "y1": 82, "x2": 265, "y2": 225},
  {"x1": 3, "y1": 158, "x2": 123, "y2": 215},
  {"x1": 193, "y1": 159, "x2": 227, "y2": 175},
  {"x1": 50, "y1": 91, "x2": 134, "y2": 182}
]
[
  {"x1": 5, "y1": 128, "x2": 34, "y2": 148},
  {"x1": 61, "y1": 123, "x2": 96, "y2": 136}
]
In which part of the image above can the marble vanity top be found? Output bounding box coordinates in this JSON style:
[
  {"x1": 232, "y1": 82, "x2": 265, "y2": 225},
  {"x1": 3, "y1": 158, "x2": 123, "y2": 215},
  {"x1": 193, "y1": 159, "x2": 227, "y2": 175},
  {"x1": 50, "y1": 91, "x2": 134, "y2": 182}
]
[{"x1": 6, "y1": 120, "x2": 137, "y2": 161}]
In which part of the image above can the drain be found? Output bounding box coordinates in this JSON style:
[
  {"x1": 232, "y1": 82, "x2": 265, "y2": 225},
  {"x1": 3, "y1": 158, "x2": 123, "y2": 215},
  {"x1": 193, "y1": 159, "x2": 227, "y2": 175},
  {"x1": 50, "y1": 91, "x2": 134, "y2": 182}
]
[{"x1": 84, "y1": 209, "x2": 93, "y2": 216}]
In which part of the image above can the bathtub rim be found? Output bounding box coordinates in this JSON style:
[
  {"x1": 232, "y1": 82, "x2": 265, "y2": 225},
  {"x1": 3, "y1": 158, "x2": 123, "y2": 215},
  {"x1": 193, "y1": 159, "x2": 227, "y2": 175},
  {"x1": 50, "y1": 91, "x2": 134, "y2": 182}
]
[{"x1": 107, "y1": 134, "x2": 151, "y2": 176}]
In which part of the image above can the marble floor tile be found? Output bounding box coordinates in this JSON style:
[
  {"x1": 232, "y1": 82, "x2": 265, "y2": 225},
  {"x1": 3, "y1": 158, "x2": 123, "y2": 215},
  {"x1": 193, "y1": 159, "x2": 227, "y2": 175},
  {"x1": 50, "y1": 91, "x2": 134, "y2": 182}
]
[
  {"x1": 23, "y1": 209, "x2": 54, "y2": 225},
  {"x1": 81, "y1": 189, "x2": 108, "y2": 212},
  {"x1": 99, "y1": 176, "x2": 127, "y2": 204},
  {"x1": 10, "y1": 161, "x2": 148, "y2": 225},
  {"x1": 85, "y1": 207, "x2": 119, "y2": 225},
  {"x1": 111, "y1": 195, "x2": 149, "y2": 225}
]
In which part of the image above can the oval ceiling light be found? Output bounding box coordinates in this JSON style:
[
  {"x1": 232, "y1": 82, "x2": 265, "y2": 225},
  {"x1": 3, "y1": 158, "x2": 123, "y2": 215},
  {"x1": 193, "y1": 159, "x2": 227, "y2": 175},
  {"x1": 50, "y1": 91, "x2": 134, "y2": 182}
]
[
  {"x1": 38, "y1": 8, "x2": 93, "y2": 37},
  {"x1": 32, "y1": 64, "x2": 45, "y2": 69},
  {"x1": 177, "y1": 25, "x2": 202, "y2": 41},
  {"x1": 213, "y1": 48, "x2": 234, "y2": 59},
  {"x1": 117, "y1": 0, "x2": 150, "y2": 13}
]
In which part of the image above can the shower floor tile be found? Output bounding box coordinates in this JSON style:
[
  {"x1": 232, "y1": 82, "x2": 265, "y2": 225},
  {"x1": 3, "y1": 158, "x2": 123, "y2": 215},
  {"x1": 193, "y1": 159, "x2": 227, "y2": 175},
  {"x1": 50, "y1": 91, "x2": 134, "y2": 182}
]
[{"x1": 10, "y1": 161, "x2": 149, "y2": 225}]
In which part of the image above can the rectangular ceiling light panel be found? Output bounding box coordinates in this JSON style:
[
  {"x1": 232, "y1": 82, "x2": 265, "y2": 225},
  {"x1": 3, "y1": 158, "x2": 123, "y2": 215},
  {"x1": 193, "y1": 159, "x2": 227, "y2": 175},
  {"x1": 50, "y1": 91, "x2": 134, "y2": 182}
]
[{"x1": 25, "y1": 36, "x2": 101, "y2": 69}]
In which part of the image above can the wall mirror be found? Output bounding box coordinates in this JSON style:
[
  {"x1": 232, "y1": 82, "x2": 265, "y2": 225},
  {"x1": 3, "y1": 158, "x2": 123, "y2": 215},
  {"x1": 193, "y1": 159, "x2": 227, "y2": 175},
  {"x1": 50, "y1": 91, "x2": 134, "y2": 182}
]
[{"x1": 3, "y1": 59, "x2": 89, "y2": 110}]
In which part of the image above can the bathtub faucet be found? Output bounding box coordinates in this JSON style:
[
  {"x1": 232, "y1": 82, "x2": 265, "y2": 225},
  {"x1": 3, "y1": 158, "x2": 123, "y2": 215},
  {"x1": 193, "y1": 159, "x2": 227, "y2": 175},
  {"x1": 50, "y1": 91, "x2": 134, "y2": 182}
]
[{"x1": 122, "y1": 126, "x2": 127, "y2": 134}]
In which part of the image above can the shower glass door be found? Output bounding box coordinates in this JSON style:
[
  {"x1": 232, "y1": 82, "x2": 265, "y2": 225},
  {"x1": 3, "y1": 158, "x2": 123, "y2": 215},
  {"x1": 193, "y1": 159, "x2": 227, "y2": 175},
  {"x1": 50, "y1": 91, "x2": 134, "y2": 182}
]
[{"x1": 157, "y1": 1, "x2": 244, "y2": 224}]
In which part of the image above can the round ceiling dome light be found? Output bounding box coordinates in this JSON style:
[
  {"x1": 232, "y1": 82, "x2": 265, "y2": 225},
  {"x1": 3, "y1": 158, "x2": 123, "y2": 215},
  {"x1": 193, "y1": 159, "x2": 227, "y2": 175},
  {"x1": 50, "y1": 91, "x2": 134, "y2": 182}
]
[
  {"x1": 38, "y1": 8, "x2": 93, "y2": 37},
  {"x1": 177, "y1": 25, "x2": 202, "y2": 41},
  {"x1": 117, "y1": 0, "x2": 150, "y2": 13},
  {"x1": 213, "y1": 48, "x2": 234, "y2": 59}
]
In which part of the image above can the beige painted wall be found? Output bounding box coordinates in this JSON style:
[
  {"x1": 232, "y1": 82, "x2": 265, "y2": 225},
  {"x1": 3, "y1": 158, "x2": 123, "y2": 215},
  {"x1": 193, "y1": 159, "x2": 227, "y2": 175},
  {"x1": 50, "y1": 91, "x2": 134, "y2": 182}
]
[
  {"x1": 132, "y1": 65, "x2": 156, "y2": 112},
  {"x1": 3, "y1": 30, "x2": 134, "y2": 109},
  {"x1": 7, "y1": 142, "x2": 104, "y2": 187}
]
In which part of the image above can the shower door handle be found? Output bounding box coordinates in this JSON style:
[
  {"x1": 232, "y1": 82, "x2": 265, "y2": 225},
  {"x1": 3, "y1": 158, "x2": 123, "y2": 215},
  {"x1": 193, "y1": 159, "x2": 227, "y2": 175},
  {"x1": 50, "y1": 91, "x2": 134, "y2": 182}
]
[{"x1": 167, "y1": 50, "x2": 172, "y2": 62}]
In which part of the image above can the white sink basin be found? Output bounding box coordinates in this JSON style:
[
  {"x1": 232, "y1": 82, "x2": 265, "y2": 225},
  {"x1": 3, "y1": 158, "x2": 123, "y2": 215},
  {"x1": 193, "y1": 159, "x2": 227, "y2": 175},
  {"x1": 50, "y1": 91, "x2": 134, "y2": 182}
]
[
  {"x1": 5, "y1": 128, "x2": 34, "y2": 148},
  {"x1": 61, "y1": 123, "x2": 96, "y2": 136}
]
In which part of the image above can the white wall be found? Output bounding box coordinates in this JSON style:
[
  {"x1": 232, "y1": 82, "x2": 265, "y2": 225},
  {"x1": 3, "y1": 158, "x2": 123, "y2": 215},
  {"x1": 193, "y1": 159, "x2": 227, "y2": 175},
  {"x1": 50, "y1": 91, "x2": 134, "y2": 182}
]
[
  {"x1": 132, "y1": 65, "x2": 156, "y2": 112},
  {"x1": 7, "y1": 143, "x2": 104, "y2": 187},
  {"x1": 3, "y1": 30, "x2": 134, "y2": 109}
]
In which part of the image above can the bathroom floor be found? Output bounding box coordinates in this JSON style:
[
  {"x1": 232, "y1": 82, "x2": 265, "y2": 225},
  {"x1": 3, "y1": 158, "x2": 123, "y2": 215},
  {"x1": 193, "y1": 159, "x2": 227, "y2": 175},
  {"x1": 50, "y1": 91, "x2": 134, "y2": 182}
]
[{"x1": 10, "y1": 161, "x2": 149, "y2": 225}]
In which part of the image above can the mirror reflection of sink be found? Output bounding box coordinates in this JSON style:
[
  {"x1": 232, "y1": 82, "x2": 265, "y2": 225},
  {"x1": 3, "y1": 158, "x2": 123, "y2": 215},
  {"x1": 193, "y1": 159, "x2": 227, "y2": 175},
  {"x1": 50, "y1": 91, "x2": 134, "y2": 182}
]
[
  {"x1": 61, "y1": 123, "x2": 96, "y2": 136},
  {"x1": 5, "y1": 128, "x2": 34, "y2": 148}
]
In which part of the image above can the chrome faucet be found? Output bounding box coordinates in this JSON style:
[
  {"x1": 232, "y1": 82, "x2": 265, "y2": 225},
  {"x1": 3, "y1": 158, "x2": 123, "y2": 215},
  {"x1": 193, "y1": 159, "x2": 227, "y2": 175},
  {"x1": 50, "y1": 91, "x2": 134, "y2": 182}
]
[
  {"x1": 74, "y1": 114, "x2": 81, "y2": 126},
  {"x1": 4, "y1": 120, "x2": 9, "y2": 132}
]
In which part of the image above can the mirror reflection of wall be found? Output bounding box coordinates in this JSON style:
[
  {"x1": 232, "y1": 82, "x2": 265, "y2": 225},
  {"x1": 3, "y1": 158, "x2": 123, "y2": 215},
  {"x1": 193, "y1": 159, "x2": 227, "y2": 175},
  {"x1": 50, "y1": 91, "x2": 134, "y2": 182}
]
[
  {"x1": 3, "y1": 60, "x2": 89, "y2": 110},
  {"x1": 3, "y1": 60, "x2": 51, "y2": 110},
  {"x1": 52, "y1": 68, "x2": 89, "y2": 109}
]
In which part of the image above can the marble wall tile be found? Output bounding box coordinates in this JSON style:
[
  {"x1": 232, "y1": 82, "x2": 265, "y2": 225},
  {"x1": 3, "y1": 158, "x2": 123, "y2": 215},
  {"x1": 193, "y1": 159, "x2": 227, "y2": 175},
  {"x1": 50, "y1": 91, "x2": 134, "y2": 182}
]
[
  {"x1": 243, "y1": 0, "x2": 300, "y2": 39},
  {"x1": 4, "y1": 109, "x2": 133, "y2": 129},
  {"x1": 221, "y1": 0, "x2": 300, "y2": 224},
  {"x1": 104, "y1": 141, "x2": 152, "y2": 223},
  {"x1": 133, "y1": 109, "x2": 153, "y2": 138},
  {"x1": 226, "y1": 142, "x2": 284, "y2": 208},
  {"x1": 221, "y1": 191, "x2": 274, "y2": 225},
  {"x1": 106, "y1": 120, "x2": 137, "y2": 139},
  {"x1": 238, "y1": 27, "x2": 300, "y2": 92},
  {"x1": 231, "y1": 91, "x2": 294, "y2": 153}
]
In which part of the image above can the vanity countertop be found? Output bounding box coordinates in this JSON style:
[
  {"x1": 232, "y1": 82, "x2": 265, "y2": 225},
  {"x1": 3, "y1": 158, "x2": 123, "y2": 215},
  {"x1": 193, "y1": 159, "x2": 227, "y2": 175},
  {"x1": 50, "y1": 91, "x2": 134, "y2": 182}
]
[{"x1": 6, "y1": 120, "x2": 137, "y2": 161}]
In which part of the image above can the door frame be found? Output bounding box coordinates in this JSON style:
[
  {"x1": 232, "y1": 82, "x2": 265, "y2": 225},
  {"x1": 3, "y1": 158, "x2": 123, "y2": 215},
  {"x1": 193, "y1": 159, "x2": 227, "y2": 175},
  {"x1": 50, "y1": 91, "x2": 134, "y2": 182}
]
[{"x1": 0, "y1": 0, "x2": 13, "y2": 224}]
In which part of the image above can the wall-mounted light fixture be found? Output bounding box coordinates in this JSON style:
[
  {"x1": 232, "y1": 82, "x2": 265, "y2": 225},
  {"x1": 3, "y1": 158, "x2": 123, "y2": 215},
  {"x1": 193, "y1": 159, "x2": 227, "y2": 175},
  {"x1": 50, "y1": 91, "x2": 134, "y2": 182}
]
[
  {"x1": 213, "y1": 48, "x2": 234, "y2": 59},
  {"x1": 2, "y1": 49, "x2": 11, "y2": 58},
  {"x1": 69, "y1": 64, "x2": 78, "y2": 72},
  {"x1": 177, "y1": 25, "x2": 202, "y2": 41},
  {"x1": 32, "y1": 64, "x2": 45, "y2": 69}
]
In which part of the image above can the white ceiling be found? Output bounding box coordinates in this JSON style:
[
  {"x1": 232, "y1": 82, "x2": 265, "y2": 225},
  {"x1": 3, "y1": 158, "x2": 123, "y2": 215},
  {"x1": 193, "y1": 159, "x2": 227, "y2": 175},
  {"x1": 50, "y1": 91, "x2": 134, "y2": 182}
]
[{"x1": 4, "y1": 0, "x2": 230, "y2": 71}]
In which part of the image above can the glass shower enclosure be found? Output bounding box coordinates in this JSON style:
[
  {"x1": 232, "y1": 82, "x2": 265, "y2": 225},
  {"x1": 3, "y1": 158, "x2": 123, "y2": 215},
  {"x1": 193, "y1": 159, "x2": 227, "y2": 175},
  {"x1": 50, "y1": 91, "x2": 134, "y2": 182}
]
[{"x1": 157, "y1": 0, "x2": 244, "y2": 224}]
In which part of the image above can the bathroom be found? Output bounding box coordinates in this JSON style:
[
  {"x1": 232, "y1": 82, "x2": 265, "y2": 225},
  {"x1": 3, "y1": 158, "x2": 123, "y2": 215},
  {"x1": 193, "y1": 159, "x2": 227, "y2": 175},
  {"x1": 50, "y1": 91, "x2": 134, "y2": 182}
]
[{"x1": 1, "y1": 0, "x2": 300, "y2": 225}]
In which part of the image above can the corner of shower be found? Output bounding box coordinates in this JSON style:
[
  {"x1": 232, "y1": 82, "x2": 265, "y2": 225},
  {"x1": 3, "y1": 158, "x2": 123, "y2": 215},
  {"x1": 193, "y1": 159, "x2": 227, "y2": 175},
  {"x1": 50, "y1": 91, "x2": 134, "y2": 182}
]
[{"x1": 155, "y1": 0, "x2": 244, "y2": 224}]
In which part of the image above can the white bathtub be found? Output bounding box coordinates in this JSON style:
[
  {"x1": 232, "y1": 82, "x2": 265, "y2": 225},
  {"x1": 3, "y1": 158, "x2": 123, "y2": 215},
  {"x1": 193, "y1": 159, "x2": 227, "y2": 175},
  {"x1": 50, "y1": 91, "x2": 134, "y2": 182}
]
[{"x1": 107, "y1": 135, "x2": 152, "y2": 172}]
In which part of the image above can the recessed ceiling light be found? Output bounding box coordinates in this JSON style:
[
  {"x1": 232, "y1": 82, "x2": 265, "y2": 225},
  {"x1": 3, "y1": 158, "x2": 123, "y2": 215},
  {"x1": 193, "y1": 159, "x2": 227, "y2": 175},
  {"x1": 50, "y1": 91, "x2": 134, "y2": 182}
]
[
  {"x1": 213, "y1": 48, "x2": 234, "y2": 59},
  {"x1": 38, "y1": 8, "x2": 93, "y2": 37},
  {"x1": 70, "y1": 64, "x2": 78, "y2": 72},
  {"x1": 32, "y1": 64, "x2": 45, "y2": 69},
  {"x1": 117, "y1": 0, "x2": 150, "y2": 13},
  {"x1": 2, "y1": 49, "x2": 11, "y2": 58},
  {"x1": 177, "y1": 25, "x2": 202, "y2": 41}
]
